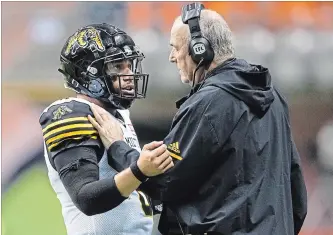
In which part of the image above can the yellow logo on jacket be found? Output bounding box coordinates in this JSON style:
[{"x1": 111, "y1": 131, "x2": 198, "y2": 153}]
[{"x1": 167, "y1": 141, "x2": 182, "y2": 160}]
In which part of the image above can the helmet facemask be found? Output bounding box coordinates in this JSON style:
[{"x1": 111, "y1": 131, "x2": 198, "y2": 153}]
[{"x1": 103, "y1": 47, "x2": 149, "y2": 101}]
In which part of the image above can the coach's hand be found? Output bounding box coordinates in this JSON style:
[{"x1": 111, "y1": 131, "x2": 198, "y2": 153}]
[
  {"x1": 137, "y1": 141, "x2": 174, "y2": 177},
  {"x1": 88, "y1": 103, "x2": 124, "y2": 149}
]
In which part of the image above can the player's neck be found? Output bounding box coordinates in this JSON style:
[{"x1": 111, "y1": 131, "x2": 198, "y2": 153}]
[{"x1": 76, "y1": 94, "x2": 106, "y2": 108}]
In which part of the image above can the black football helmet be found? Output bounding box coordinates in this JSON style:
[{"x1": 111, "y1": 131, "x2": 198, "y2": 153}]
[{"x1": 58, "y1": 23, "x2": 149, "y2": 109}]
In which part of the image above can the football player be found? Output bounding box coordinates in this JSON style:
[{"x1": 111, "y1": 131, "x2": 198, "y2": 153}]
[{"x1": 39, "y1": 23, "x2": 173, "y2": 235}]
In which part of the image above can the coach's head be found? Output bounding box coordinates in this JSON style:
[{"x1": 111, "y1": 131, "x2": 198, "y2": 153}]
[{"x1": 169, "y1": 3, "x2": 235, "y2": 86}]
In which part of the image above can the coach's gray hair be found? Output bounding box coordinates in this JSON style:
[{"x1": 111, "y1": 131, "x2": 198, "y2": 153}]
[{"x1": 175, "y1": 9, "x2": 235, "y2": 64}]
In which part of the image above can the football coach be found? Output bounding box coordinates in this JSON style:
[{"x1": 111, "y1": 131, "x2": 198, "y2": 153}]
[{"x1": 88, "y1": 3, "x2": 307, "y2": 235}]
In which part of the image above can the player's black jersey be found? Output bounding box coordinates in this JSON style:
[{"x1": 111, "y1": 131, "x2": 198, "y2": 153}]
[{"x1": 39, "y1": 98, "x2": 104, "y2": 168}]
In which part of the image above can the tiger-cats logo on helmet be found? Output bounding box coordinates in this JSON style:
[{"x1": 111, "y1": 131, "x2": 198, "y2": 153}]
[{"x1": 64, "y1": 27, "x2": 105, "y2": 56}]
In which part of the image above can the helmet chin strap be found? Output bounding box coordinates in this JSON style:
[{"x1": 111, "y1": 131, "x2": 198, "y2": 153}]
[{"x1": 106, "y1": 95, "x2": 133, "y2": 110}]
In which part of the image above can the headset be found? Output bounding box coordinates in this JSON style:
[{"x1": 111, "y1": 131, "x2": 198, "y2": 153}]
[{"x1": 181, "y1": 2, "x2": 214, "y2": 66}]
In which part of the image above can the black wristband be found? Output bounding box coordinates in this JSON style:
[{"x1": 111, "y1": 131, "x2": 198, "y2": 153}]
[{"x1": 130, "y1": 161, "x2": 149, "y2": 183}]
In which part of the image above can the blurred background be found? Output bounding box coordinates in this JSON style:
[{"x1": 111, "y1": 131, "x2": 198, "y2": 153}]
[{"x1": 1, "y1": 1, "x2": 333, "y2": 235}]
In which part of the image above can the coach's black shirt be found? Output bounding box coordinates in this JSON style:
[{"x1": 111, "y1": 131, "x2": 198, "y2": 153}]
[{"x1": 108, "y1": 58, "x2": 307, "y2": 235}]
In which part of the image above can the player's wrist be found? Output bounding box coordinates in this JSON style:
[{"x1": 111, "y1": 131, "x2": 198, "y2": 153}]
[{"x1": 130, "y1": 161, "x2": 149, "y2": 183}]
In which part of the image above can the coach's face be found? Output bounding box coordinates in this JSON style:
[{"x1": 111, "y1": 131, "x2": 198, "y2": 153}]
[{"x1": 169, "y1": 22, "x2": 197, "y2": 85}]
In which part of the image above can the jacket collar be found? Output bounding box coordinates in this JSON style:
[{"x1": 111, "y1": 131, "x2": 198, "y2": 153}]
[{"x1": 175, "y1": 58, "x2": 236, "y2": 109}]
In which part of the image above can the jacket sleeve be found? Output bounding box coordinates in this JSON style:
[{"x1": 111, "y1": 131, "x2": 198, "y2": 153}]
[
  {"x1": 290, "y1": 139, "x2": 307, "y2": 234},
  {"x1": 156, "y1": 112, "x2": 220, "y2": 202},
  {"x1": 107, "y1": 140, "x2": 140, "y2": 171},
  {"x1": 154, "y1": 89, "x2": 243, "y2": 202}
]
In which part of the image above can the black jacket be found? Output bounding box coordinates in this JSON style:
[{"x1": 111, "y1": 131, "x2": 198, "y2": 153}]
[{"x1": 109, "y1": 58, "x2": 307, "y2": 235}]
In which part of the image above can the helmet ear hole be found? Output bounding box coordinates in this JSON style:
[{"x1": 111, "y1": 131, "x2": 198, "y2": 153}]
[{"x1": 87, "y1": 79, "x2": 107, "y2": 97}]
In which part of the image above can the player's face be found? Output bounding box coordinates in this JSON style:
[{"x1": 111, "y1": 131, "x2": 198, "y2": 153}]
[
  {"x1": 169, "y1": 24, "x2": 196, "y2": 85},
  {"x1": 105, "y1": 59, "x2": 135, "y2": 96}
]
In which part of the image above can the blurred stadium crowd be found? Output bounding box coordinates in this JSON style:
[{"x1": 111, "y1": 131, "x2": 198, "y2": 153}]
[{"x1": 2, "y1": 2, "x2": 333, "y2": 235}]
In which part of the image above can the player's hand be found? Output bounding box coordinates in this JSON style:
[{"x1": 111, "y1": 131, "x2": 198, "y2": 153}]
[
  {"x1": 88, "y1": 103, "x2": 124, "y2": 149},
  {"x1": 137, "y1": 141, "x2": 174, "y2": 177}
]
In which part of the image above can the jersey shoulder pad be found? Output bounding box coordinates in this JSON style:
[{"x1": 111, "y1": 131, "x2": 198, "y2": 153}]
[{"x1": 39, "y1": 98, "x2": 101, "y2": 153}]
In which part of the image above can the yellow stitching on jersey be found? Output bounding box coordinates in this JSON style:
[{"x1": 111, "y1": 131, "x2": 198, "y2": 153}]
[
  {"x1": 42, "y1": 117, "x2": 89, "y2": 133},
  {"x1": 46, "y1": 130, "x2": 97, "y2": 145},
  {"x1": 43, "y1": 123, "x2": 94, "y2": 139},
  {"x1": 48, "y1": 136, "x2": 97, "y2": 151}
]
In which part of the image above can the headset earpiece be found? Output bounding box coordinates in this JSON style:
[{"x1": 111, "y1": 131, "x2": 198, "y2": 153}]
[
  {"x1": 181, "y1": 2, "x2": 214, "y2": 65},
  {"x1": 188, "y1": 36, "x2": 214, "y2": 64}
]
